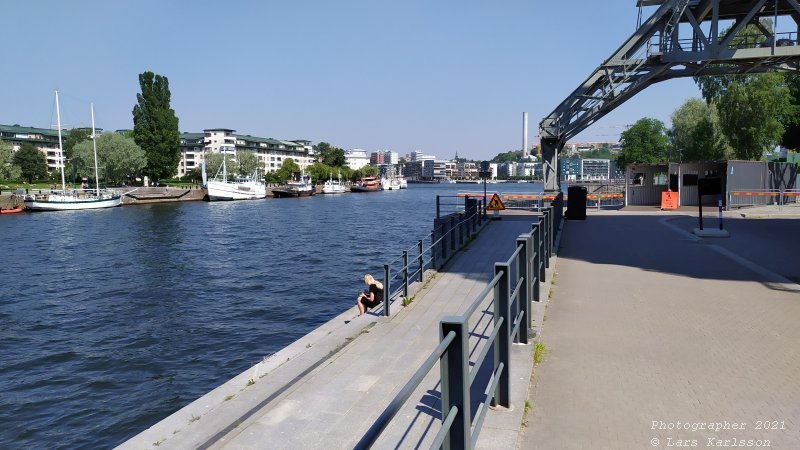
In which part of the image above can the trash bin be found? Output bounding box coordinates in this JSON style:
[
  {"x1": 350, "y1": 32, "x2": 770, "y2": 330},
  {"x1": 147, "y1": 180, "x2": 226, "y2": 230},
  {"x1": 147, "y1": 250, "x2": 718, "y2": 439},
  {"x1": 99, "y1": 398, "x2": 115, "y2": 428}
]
[{"x1": 566, "y1": 186, "x2": 587, "y2": 220}]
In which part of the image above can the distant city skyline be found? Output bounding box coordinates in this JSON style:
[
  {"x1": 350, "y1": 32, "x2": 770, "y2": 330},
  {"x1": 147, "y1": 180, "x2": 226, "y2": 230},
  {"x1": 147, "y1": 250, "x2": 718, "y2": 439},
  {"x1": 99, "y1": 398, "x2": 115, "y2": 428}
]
[{"x1": 1, "y1": 1, "x2": 702, "y2": 161}]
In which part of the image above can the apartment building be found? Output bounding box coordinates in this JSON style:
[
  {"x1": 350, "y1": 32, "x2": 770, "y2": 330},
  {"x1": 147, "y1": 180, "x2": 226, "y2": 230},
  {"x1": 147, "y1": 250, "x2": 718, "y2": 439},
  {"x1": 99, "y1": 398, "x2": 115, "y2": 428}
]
[
  {"x1": 177, "y1": 128, "x2": 313, "y2": 177},
  {"x1": 345, "y1": 149, "x2": 370, "y2": 170},
  {"x1": 0, "y1": 124, "x2": 105, "y2": 172}
]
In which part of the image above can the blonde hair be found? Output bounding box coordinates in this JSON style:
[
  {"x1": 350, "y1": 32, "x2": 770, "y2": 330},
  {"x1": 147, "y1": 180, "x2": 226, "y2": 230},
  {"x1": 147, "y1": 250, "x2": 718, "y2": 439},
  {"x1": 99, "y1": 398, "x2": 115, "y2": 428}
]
[{"x1": 364, "y1": 274, "x2": 383, "y2": 290}]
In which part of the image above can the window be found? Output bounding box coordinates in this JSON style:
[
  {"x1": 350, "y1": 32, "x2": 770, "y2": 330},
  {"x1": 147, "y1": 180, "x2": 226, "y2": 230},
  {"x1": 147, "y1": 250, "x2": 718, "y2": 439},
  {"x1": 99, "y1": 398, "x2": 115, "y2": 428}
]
[
  {"x1": 683, "y1": 174, "x2": 698, "y2": 186},
  {"x1": 653, "y1": 172, "x2": 668, "y2": 186},
  {"x1": 633, "y1": 173, "x2": 645, "y2": 185}
]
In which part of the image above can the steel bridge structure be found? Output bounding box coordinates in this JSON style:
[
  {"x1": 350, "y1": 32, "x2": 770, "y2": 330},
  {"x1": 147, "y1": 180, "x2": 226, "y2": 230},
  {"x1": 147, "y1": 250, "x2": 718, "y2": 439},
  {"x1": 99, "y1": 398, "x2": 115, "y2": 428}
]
[{"x1": 540, "y1": 0, "x2": 800, "y2": 191}]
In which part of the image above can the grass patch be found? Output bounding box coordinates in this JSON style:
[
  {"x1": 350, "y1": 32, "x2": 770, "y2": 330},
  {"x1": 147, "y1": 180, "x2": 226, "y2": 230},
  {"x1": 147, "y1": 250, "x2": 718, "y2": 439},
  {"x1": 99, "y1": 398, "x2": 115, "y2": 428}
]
[
  {"x1": 534, "y1": 342, "x2": 546, "y2": 364},
  {"x1": 246, "y1": 379, "x2": 255, "y2": 387},
  {"x1": 306, "y1": 343, "x2": 312, "y2": 348},
  {"x1": 153, "y1": 438, "x2": 166, "y2": 446},
  {"x1": 189, "y1": 414, "x2": 200, "y2": 423},
  {"x1": 224, "y1": 395, "x2": 234, "y2": 401},
  {"x1": 543, "y1": 314, "x2": 548, "y2": 322},
  {"x1": 402, "y1": 295, "x2": 416, "y2": 306}
]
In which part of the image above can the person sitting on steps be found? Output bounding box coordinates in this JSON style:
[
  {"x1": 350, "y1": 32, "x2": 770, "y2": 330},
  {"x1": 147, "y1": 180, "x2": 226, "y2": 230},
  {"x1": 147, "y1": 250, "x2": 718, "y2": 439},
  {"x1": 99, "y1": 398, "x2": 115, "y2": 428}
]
[{"x1": 356, "y1": 274, "x2": 384, "y2": 316}]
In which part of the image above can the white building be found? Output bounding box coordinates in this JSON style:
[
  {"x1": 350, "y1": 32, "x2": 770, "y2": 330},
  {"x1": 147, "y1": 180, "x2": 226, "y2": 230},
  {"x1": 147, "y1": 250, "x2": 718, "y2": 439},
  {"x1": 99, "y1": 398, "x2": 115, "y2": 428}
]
[{"x1": 345, "y1": 149, "x2": 370, "y2": 170}]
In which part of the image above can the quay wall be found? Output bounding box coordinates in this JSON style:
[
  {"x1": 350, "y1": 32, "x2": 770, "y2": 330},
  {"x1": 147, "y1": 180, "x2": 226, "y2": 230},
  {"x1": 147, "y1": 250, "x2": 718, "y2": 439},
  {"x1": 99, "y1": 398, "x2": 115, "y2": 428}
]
[{"x1": 117, "y1": 187, "x2": 206, "y2": 205}]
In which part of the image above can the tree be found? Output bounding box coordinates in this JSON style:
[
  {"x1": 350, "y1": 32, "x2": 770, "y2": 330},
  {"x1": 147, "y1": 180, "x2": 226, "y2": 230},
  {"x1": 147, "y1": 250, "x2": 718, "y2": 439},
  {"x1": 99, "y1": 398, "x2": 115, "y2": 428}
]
[
  {"x1": 13, "y1": 142, "x2": 48, "y2": 183},
  {"x1": 670, "y1": 98, "x2": 728, "y2": 161},
  {"x1": 314, "y1": 142, "x2": 346, "y2": 167},
  {"x1": 235, "y1": 151, "x2": 260, "y2": 177},
  {"x1": 132, "y1": 71, "x2": 181, "y2": 182},
  {"x1": 616, "y1": 118, "x2": 670, "y2": 170},
  {"x1": 63, "y1": 128, "x2": 91, "y2": 160},
  {"x1": 204, "y1": 153, "x2": 236, "y2": 180},
  {"x1": 71, "y1": 133, "x2": 147, "y2": 185},
  {"x1": 491, "y1": 150, "x2": 522, "y2": 163},
  {"x1": 717, "y1": 73, "x2": 789, "y2": 160},
  {"x1": 0, "y1": 139, "x2": 21, "y2": 179},
  {"x1": 691, "y1": 116, "x2": 728, "y2": 161},
  {"x1": 275, "y1": 158, "x2": 300, "y2": 182}
]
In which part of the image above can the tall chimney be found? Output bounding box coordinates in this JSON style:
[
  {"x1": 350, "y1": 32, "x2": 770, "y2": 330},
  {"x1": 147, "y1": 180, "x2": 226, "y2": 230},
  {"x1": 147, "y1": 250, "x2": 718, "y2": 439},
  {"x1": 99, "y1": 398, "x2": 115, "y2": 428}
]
[{"x1": 523, "y1": 112, "x2": 529, "y2": 157}]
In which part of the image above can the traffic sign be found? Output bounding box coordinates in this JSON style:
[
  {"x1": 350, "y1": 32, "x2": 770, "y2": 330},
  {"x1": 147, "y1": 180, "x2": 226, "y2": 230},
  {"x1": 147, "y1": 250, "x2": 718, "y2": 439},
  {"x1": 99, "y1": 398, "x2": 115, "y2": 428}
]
[{"x1": 486, "y1": 193, "x2": 506, "y2": 211}]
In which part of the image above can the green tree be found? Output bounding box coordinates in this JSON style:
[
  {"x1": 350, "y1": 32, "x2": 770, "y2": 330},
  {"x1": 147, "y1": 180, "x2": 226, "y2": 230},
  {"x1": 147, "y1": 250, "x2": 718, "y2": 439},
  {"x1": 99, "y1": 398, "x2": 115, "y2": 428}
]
[
  {"x1": 1, "y1": 139, "x2": 21, "y2": 179},
  {"x1": 63, "y1": 128, "x2": 91, "y2": 160},
  {"x1": 670, "y1": 98, "x2": 728, "y2": 161},
  {"x1": 314, "y1": 142, "x2": 346, "y2": 167},
  {"x1": 204, "y1": 153, "x2": 236, "y2": 180},
  {"x1": 616, "y1": 118, "x2": 670, "y2": 170},
  {"x1": 71, "y1": 133, "x2": 147, "y2": 185},
  {"x1": 717, "y1": 73, "x2": 789, "y2": 160},
  {"x1": 275, "y1": 158, "x2": 300, "y2": 182},
  {"x1": 132, "y1": 71, "x2": 180, "y2": 182},
  {"x1": 690, "y1": 116, "x2": 728, "y2": 161},
  {"x1": 491, "y1": 150, "x2": 522, "y2": 163},
  {"x1": 13, "y1": 142, "x2": 48, "y2": 183},
  {"x1": 307, "y1": 162, "x2": 334, "y2": 184},
  {"x1": 235, "y1": 151, "x2": 260, "y2": 177}
]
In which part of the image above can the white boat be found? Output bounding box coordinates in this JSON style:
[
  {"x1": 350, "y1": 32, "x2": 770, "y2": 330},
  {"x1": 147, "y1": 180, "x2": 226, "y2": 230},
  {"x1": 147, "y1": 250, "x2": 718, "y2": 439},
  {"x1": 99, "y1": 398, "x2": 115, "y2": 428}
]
[
  {"x1": 380, "y1": 176, "x2": 402, "y2": 190},
  {"x1": 398, "y1": 176, "x2": 408, "y2": 189},
  {"x1": 24, "y1": 94, "x2": 122, "y2": 211},
  {"x1": 204, "y1": 146, "x2": 267, "y2": 201},
  {"x1": 322, "y1": 171, "x2": 347, "y2": 194}
]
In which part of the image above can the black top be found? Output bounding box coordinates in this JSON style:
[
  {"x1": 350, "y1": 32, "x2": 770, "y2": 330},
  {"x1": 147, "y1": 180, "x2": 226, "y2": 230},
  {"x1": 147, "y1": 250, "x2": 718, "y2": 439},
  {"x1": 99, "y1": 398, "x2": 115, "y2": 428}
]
[{"x1": 369, "y1": 283, "x2": 384, "y2": 303}]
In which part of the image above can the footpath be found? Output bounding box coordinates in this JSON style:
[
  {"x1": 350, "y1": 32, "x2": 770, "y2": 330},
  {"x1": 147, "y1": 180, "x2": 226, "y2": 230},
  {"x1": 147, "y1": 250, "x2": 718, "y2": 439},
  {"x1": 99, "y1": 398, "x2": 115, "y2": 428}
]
[
  {"x1": 121, "y1": 212, "x2": 549, "y2": 450},
  {"x1": 521, "y1": 207, "x2": 800, "y2": 449}
]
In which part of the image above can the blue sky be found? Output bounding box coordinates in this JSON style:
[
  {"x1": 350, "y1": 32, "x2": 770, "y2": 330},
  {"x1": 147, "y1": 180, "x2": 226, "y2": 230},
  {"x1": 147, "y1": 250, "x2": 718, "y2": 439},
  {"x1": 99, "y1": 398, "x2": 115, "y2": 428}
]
[{"x1": 1, "y1": 0, "x2": 702, "y2": 160}]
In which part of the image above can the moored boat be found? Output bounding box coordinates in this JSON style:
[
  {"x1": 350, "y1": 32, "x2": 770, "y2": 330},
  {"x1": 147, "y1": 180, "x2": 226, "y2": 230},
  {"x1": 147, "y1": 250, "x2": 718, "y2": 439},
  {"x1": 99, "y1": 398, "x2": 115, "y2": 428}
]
[
  {"x1": 350, "y1": 176, "x2": 382, "y2": 192},
  {"x1": 0, "y1": 206, "x2": 24, "y2": 214},
  {"x1": 23, "y1": 94, "x2": 122, "y2": 211},
  {"x1": 204, "y1": 145, "x2": 267, "y2": 201},
  {"x1": 272, "y1": 172, "x2": 315, "y2": 197},
  {"x1": 322, "y1": 171, "x2": 347, "y2": 194}
]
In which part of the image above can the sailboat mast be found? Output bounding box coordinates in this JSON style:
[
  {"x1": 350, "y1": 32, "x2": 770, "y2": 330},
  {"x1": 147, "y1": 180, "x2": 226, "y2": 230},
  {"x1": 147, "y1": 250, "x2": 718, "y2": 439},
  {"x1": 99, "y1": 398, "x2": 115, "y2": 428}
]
[
  {"x1": 91, "y1": 103, "x2": 100, "y2": 196},
  {"x1": 55, "y1": 90, "x2": 66, "y2": 192}
]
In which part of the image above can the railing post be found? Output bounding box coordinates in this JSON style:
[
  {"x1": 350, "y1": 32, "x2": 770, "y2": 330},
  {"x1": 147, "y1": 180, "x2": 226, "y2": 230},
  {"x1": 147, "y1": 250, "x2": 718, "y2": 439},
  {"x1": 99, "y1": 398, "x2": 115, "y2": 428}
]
[
  {"x1": 441, "y1": 222, "x2": 448, "y2": 263},
  {"x1": 492, "y1": 263, "x2": 511, "y2": 408},
  {"x1": 432, "y1": 230, "x2": 438, "y2": 270},
  {"x1": 459, "y1": 216, "x2": 465, "y2": 247},
  {"x1": 516, "y1": 235, "x2": 530, "y2": 345},
  {"x1": 402, "y1": 250, "x2": 409, "y2": 298},
  {"x1": 542, "y1": 209, "x2": 550, "y2": 269},
  {"x1": 436, "y1": 195, "x2": 441, "y2": 219},
  {"x1": 418, "y1": 240, "x2": 424, "y2": 283},
  {"x1": 383, "y1": 264, "x2": 391, "y2": 317},
  {"x1": 532, "y1": 223, "x2": 542, "y2": 302},
  {"x1": 440, "y1": 317, "x2": 472, "y2": 450},
  {"x1": 450, "y1": 216, "x2": 456, "y2": 257}
]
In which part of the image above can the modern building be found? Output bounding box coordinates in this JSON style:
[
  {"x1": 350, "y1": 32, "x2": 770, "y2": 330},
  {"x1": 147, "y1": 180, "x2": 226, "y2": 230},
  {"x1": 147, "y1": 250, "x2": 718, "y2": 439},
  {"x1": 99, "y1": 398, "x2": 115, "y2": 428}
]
[
  {"x1": 0, "y1": 123, "x2": 100, "y2": 172},
  {"x1": 370, "y1": 152, "x2": 385, "y2": 165},
  {"x1": 177, "y1": 128, "x2": 313, "y2": 177},
  {"x1": 345, "y1": 149, "x2": 370, "y2": 170},
  {"x1": 458, "y1": 161, "x2": 478, "y2": 180},
  {"x1": 384, "y1": 151, "x2": 399, "y2": 165},
  {"x1": 581, "y1": 158, "x2": 611, "y2": 180}
]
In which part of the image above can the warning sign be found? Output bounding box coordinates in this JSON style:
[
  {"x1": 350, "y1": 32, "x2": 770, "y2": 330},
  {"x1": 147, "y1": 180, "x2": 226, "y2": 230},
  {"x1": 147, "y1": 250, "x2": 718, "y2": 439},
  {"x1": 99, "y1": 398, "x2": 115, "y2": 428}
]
[
  {"x1": 486, "y1": 193, "x2": 506, "y2": 211},
  {"x1": 660, "y1": 190, "x2": 678, "y2": 210}
]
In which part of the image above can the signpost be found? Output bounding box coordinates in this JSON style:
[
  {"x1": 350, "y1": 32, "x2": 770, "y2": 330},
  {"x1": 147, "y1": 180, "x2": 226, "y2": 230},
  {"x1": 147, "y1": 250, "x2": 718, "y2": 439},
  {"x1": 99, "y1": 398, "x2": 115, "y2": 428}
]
[{"x1": 486, "y1": 193, "x2": 505, "y2": 220}]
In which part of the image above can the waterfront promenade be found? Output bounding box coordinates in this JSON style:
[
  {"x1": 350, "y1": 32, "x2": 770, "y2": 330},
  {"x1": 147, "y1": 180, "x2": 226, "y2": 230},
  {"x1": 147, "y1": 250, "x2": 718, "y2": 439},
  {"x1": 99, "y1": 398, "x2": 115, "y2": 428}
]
[
  {"x1": 522, "y1": 208, "x2": 800, "y2": 449},
  {"x1": 121, "y1": 212, "x2": 548, "y2": 449}
]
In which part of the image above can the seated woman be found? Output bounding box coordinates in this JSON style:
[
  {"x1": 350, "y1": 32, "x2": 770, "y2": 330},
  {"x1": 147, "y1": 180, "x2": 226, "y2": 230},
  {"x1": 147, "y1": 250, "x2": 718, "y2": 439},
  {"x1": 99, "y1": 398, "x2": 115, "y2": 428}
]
[{"x1": 356, "y1": 274, "x2": 384, "y2": 316}]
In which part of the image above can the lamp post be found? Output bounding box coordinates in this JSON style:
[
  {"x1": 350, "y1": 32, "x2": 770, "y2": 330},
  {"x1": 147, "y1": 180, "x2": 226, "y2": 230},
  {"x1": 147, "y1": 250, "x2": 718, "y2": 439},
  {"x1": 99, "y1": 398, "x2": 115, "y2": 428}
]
[{"x1": 479, "y1": 161, "x2": 491, "y2": 220}]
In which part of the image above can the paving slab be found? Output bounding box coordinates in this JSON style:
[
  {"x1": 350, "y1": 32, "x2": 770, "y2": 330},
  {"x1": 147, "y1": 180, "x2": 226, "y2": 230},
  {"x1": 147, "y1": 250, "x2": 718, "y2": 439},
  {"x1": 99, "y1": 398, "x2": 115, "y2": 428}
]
[{"x1": 521, "y1": 211, "x2": 800, "y2": 450}]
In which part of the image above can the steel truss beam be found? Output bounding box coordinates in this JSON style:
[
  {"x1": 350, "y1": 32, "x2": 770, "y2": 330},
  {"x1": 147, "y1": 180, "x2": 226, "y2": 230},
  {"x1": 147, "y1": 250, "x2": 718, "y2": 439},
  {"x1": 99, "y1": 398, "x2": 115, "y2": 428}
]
[{"x1": 540, "y1": 0, "x2": 800, "y2": 191}]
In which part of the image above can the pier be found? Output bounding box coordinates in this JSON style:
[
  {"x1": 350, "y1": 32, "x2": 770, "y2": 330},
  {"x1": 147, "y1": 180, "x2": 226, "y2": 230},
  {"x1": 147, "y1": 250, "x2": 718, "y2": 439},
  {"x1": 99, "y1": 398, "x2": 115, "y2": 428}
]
[{"x1": 120, "y1": 200, "x2": 800, "y2": 449}]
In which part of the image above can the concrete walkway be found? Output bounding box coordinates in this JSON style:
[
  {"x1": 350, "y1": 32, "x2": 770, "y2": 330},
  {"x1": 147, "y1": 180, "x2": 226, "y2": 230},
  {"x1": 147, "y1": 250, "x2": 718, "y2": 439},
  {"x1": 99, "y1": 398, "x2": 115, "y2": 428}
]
[
  {"x1": 521, "y1": 210, "x2": 800, "y2": 449},
  {"x1": 121, "y1": 213, "x2": 545, "y2": 450}
]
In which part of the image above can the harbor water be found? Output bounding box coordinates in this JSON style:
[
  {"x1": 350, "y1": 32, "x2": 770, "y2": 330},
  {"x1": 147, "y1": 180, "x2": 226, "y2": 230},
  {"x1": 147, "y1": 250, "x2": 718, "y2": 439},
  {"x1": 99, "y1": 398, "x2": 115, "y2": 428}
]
[{"x1": 0, "y1": 182, "x2": 543, "y2": 448}]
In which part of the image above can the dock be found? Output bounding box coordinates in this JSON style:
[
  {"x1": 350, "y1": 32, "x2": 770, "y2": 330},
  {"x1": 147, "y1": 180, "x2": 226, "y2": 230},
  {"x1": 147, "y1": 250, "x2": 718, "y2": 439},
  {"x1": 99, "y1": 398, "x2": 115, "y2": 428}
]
[{"x1": 120, "y1": 204, "x2": 800, "y2": 449}]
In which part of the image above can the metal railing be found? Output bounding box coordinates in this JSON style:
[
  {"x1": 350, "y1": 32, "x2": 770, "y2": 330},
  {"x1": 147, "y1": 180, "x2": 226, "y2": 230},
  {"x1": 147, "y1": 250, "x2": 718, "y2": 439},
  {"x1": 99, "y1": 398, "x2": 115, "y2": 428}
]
[
  {"x1": 728, "y1": 189, "x2": 800, "y2": 210},
  {"x1": 457, "y1": 190, "x2": 617, "y2": 211},
  {"x1": 357, "y1": 207, "x2": 558, "y2": 449},
  {"x1": 380, "y1": 202, "x2": 487, "y2": 317},
  {"x1": 437, "y1": 195, "x2": 485, "y2": 219}
]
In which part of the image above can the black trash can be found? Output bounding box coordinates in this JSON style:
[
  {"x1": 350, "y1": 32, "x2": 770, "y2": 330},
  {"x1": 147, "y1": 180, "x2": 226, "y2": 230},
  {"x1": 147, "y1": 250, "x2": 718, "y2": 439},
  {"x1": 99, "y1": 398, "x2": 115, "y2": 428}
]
[{"x1": 566, "y1": 186, "x2": 587, "y2": 220}]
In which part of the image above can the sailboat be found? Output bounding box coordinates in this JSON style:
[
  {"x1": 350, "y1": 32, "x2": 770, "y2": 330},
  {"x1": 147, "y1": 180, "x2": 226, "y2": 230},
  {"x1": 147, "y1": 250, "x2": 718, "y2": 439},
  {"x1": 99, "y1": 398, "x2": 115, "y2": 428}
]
[
  {"x1": 24, "y1": 93, "x2": 122, "y2": 211},
  {"x1": 204, "y1": 146, "x2": 267, "y2": 201},
  {"x1": 322, "y1": 171, "x2": 346, "y2": 194}
]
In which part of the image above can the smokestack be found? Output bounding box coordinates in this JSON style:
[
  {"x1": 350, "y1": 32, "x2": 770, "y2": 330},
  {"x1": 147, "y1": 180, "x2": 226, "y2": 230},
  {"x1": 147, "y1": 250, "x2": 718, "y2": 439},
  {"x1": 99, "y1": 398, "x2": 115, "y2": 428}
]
[{"x1": 523, "y1": 112, "x2": 529, "y2": 157}]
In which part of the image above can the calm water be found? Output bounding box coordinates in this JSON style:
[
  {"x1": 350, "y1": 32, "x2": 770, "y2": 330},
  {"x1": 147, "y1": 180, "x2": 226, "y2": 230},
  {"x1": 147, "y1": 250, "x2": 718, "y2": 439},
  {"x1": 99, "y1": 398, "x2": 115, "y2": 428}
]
[{"x1": 0, "y1": 182, "x2": 543, "y2": 449}]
